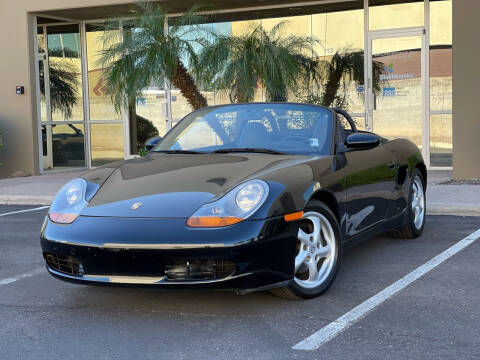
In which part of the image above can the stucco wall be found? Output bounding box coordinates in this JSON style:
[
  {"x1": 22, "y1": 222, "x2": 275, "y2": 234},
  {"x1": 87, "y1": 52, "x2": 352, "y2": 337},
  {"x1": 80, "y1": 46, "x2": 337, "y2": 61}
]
[{"x1": 0, "y1": 0, "x2": 132, "y2": 177}]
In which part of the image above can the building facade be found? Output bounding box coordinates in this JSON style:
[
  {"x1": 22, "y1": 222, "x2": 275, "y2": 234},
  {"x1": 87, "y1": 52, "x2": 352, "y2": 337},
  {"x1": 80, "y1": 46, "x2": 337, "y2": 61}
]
[{"x1": 0, "y1": 0, "x2": 477, "y2": 179}]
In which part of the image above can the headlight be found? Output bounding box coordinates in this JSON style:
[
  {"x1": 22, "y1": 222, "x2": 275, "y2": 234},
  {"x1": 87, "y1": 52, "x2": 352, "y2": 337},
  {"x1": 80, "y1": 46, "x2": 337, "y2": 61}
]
[
  {"x1": 187, "y1": 180, "x2": 269, "y2": 228},
  {"x1": 49, "y1": 178, "x2": 89, "y2": 224}
]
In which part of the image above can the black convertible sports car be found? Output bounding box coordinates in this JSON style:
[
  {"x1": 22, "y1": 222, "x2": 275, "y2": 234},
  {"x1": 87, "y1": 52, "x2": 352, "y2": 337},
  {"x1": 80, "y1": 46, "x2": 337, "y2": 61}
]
[{"x1": 41, "y1": 103, "x2": 426, "y2": 299}]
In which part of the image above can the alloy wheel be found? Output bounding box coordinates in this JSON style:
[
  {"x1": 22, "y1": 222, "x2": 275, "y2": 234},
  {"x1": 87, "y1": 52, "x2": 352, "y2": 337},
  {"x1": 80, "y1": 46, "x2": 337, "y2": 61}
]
[
  {"x1": 294, "y1": 211, "x2": 336, "y2": 289},
  {"x1": 412, "y1": 175, "x2": 425, "y2": 230}
]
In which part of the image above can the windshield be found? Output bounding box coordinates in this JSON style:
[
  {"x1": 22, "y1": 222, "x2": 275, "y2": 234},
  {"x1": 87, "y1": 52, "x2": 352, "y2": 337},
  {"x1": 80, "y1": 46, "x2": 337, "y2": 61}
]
[{"x1": 153, "y1": 103, "x2": 333, "y2": 155}]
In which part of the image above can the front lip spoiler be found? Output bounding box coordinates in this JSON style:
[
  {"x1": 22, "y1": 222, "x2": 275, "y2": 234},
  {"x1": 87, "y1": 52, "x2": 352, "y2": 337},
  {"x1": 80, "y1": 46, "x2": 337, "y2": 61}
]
[
  {"x1": 49, "y1": 240, "x2": 252, "y2": 250},
  {"x1": 47, "y1": 266, "x2": 252, "y2": 285}
]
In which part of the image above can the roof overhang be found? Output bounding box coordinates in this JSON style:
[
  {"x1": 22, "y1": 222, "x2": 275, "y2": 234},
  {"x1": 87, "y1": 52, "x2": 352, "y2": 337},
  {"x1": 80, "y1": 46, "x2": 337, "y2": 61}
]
[{"x1": 34, "y1": 0, "x2": 430, "y2": 24}]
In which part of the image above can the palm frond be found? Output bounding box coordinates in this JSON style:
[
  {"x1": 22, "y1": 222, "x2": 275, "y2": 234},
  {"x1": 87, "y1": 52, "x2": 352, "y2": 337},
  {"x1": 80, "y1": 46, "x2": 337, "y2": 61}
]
[
  {"x1": 197, "y1": 21, "x2": 322, "y2": 103},
  {"x1": 98, "y1": 1, "x2": 208, "y2": 111}
]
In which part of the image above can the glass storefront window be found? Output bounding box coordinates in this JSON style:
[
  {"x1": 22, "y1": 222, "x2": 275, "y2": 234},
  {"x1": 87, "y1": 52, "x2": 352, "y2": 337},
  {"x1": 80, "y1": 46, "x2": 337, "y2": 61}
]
[
  {"x1": 369, "y1": 1, "x2": 424, "y2": 30},
  {"x1": 135, "y1": 87, "x2": 168, "y2": 136},
  {"x1": 37, "y1": 30, "x2": 45, "y2": 53},
  {"x1": 42, "y1": 123, "x2": 85, "y2": 170},
  {"x1": 90, "y1": 123, "x2": 124, "y2": 166},
  {"x1": 47, "y1": 26, "x2": 84, "y2": 123},
  {"x1": 312, "y1": 8, "x2": 365, "y2": 114},
  {"x1": 371, "y1": 36, "x2": 423, "y2": 149},
  {"x1": 430, "y1": 0, "x2": 452, "y2": 166},
  {"x1": 171, "y1": 20, "x2": 261, "y2": 121},
  {"x1": 430, "y1": 0, "x2": 452, "y2": 111},
  {"x1": 86, "y1": 23, "x2": 126, "y2": 162},
  {"x1": 430, "y1": 113, "x2": 452, "y2": 167},
  {"x1": 38, "y1": 58, "x2": 48, "y2": 123},
  {"x1": 35, "y1": 2, "x2": 454, "y2": 171},
  {"x1": 86, "y1": 23, "x2": 122, "y2": 122}
]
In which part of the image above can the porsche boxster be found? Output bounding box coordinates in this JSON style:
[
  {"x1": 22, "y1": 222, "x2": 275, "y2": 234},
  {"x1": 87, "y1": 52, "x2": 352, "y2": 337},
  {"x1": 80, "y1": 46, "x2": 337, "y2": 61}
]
[{"x1": 41, "y1": 103, "x2": 426, "y2": 299}]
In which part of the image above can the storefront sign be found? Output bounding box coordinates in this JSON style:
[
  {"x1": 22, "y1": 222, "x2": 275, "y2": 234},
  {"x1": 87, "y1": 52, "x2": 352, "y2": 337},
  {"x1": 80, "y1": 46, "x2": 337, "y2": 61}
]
[{"x1": 382, "y1": 87, "x2": 396, "y2": 97}]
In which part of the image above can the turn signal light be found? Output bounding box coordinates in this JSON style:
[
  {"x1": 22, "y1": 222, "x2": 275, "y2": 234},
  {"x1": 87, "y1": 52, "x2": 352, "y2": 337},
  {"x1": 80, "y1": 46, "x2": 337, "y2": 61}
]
[
  {"x1": 186, "y1": 216, "x2": 243, "y2": 228},
  {"x1": 284, "y1": 211, "x2": 304, "y2": 222}
]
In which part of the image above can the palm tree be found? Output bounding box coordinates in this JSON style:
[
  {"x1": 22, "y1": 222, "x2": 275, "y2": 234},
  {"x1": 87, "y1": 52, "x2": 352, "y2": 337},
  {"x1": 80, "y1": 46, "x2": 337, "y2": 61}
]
[
  {"x1": 98, "y1": 2, "x2": 208, "y2": 111},
  {"x1": 197, "y1": 21, "x2": 320, "y2": 103},
  {"x1": 303, "y1": 48, "x2": 386, "y2": 108},
  {"x1": 39, "y1": 47, "x2": 79, "y2": 119}
]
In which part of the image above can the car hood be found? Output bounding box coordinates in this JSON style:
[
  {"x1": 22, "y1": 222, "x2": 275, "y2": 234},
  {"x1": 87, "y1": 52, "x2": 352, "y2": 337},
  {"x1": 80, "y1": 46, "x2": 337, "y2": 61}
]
[{"x1": 81, "y1": 153, "x2": 317, "y2": 218}]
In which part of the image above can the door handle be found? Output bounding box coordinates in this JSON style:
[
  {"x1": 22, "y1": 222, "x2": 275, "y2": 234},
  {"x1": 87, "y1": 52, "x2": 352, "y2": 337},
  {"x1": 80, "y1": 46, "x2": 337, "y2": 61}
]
[{"x1": 387, "y1": 161, "x2": 397, "y2": 170}]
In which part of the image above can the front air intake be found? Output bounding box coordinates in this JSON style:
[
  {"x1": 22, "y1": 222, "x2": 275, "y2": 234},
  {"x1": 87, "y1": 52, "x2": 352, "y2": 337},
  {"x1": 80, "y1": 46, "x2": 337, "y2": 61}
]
[
  {"x1": 44, "y1": 253, "x2": 83, "y2": 276},
  {"x1": 165, "y1": 259, "x2": 235, "y2": 281}
]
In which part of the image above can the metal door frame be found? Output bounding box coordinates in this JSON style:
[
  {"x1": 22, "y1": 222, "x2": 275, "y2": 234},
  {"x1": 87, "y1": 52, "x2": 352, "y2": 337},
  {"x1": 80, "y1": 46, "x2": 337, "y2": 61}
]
[
  {"x1": 34, "y1": 22, "x2": 89, "y2": 173},
  {"x1": 366, "y1": 27, "x2": 429, "y2": 167}
]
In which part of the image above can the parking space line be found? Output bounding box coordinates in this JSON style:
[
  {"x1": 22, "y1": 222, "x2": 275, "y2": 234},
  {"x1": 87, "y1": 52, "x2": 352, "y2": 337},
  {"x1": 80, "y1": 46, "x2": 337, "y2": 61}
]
[
  {"x1": 0, "y1": 206, "x2": 49, "y2": 217},
  {"x1": 293, "y1": 228, "x2": 480, "y2": 351},
  {"x1": 0, "y1": 268, "x2": 44, "y2": 286}
]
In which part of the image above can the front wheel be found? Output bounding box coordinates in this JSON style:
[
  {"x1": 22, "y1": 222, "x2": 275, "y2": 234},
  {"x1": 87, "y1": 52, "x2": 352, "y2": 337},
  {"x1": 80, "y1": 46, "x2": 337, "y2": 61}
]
[
  {"x1": 271, "y1": 200, "x2": 341, "y2": 300},
  {"x1": 387, "y1": 169, "x2": 426, "y2": 239}
]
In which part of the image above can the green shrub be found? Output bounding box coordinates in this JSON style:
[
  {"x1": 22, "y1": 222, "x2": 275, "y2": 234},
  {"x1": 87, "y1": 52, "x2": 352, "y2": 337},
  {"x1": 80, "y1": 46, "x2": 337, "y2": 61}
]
[{"x1": 136, "y1": 114, "x2": 159, "y2": 152}]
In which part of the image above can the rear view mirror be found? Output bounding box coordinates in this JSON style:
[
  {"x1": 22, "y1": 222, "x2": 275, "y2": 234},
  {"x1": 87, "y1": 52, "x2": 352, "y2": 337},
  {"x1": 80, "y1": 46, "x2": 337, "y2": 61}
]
[
  {"x1": 145, "y1": 136, "x2": 162, "y2": 151},
  {"x1": 345, "y1": 132, "x2": 379, "y2": 150}
]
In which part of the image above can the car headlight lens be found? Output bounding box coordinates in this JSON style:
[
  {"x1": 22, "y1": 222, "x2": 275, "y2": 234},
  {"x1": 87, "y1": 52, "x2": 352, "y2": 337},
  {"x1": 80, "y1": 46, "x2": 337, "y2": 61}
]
[
  {"x1": 48, "y1": 178, "x2": 89, "y2": 224},
  {"x1": 187, "y1": 180, "x2": 269, "y2": 228}
]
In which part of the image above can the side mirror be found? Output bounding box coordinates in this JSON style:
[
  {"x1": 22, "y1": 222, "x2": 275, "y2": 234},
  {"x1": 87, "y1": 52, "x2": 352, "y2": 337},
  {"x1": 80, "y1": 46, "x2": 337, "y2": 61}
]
[
  {"x1": 345, "y1": 132, "x2": 380, "y2": 150},
  {"x1": 145, "y1": 136, "x2": 162, "y2": 151}
]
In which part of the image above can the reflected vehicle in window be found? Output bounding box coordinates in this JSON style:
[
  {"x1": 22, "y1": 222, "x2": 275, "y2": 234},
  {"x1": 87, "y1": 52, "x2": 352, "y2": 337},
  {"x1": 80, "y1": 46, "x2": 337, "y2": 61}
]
[
  {"x1": 42, "y1": 124, "x2": 85, "y2": 168},
  {"x1": 41, "y1": 103, "x2": 426, "y2": 299}
]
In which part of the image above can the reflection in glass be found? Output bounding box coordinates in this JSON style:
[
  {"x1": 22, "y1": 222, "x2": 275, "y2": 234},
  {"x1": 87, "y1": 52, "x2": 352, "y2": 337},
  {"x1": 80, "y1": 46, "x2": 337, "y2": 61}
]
[
  {"x1": 90, "y1": 123, "x2": 124, "y2": 167},
  {"x1": 86, "y1": 23, "x2": 122, "y2": 122},
  {"x1": 430, "y1": 114, "x2": 452, "y2": 167},
  {"x1": 430, "y1": 0, "x2": 452, "y2": 112},
  {"x1": 37, "y1": 31, "x2": 45, "y2": 53},
  {"x1": 38, "y1": 58, "x2": 48, "y2": 123},
  {"x1": 86, "y1": 23, "x2": 126, "y2": 164},
  {"x1": 313, "y1": 8, "x2": 365, "y2": 114},
  {"x1": 172, "y1": 20, "x2": 259, "y2": 121},
  {"x1": 136, "y1": 87, "x2": 168, "y2": 136},
  {"x1": 47, "y1": 26, "x2": 83, "y2": 122},
  {"x1": 369, "y1": 1, "x2": 424, "y2": 30},
  {"x1": 42, "y1": 124, "x2": 85, "y2": 169},
  {"x1": 371, "y1": 36, "x2": 423, "y2": 149}
]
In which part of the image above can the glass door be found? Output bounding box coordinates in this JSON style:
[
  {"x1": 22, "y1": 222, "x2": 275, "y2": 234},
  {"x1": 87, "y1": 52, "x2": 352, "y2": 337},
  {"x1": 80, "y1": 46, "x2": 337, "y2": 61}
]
[
  {"x1": 38, "y1": 24, "x2": 87, "y2": 171},
  {"x1": 367, "y1": 31, "x2": 426, "y2": 158}
]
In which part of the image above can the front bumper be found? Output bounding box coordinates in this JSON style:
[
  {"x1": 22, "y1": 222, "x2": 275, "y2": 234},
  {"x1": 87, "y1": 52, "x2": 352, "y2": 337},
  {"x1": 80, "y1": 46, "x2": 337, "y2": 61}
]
[{"x1": 40, "y1": 215, "x2": 298, "y2": 290}]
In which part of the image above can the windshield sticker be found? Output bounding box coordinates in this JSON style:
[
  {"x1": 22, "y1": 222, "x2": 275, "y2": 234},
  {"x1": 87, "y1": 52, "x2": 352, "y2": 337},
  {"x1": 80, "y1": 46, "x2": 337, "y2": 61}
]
[{"x1": 310, "y1": 138, "x2": 319, "y2": 147}]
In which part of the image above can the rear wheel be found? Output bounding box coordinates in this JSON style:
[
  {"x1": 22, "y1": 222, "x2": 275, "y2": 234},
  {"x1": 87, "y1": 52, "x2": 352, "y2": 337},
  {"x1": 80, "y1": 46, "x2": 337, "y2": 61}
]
[
  {"x1": 387, "y1": 169, "x2": 426, "y2": 239},
  {"x1": 271, "y1": 200, "x2": 341, "y2": 300}
]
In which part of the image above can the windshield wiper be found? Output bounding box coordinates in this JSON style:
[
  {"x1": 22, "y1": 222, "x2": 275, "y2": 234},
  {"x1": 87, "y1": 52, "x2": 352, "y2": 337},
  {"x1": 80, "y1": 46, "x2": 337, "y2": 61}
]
[
  {"x1": 151, "y1": 149, "x2": 205, "y2": 154},
  {"x1": 213, "y1": 148, "x2": 287, "y2": 155}
]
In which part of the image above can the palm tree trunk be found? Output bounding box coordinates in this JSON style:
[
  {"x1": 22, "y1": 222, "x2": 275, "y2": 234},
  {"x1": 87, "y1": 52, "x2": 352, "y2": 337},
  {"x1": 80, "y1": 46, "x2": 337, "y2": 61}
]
[
  {"x1": 172, "y1": 60, "x2": 208, "y2": 110},
  {"x1": 321, "y1": 67, "x2": 342, "y2": 107}
]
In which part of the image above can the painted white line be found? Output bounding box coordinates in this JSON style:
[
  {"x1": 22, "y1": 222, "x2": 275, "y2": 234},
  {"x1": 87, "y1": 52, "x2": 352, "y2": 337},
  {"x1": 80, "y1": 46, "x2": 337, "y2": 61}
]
[
  {"x1": 293, "y1": 228, "x2": 480, "y2": 351},
  {"x1": 0, "y1": 268, "x2": 44, "y2": 286},
  {"x1": 0, "y1": 206, "x2": 49, "y2": 217}
]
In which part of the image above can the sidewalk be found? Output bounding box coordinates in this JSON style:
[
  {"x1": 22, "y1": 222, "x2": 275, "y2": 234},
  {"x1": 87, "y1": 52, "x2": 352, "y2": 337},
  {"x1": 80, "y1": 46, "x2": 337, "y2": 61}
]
[
  {"x1": 426, "y1": 170, "x2": 480, "y2": 217},
  {"x1": 0, "y1": 169, "x2": 478, "y2": 216},
  {"x1": 0, "y1": 170, "x2": 86, "y2": 205}
]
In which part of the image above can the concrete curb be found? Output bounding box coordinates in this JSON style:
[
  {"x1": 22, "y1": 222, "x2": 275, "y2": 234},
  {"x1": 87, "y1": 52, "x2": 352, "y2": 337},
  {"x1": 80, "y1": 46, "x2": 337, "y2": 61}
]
[
  {"x1": 1, "y1": 197, "x2": 479, "y2": 217},
  {"x1": 427, "y1": 203, "x2": 480, "y2": 217},
  {"x1": 0, "y1": 195, "x2": 53, "y2": 206}
]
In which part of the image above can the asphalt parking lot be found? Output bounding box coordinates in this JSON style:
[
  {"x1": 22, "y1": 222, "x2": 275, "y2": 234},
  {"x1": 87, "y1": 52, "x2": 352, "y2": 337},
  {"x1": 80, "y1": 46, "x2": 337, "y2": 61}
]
[{"x1": 1, "y1": 205, "x2": 479, "y2": 360}]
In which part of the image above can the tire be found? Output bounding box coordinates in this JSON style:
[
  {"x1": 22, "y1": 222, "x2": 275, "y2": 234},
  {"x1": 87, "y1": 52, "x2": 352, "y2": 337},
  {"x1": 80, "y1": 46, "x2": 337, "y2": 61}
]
[
  {"x1": 387, "y1": 168, "x2": 426, "y2": 239},
  {"x1": 270, "y1": 200, "x2": 342, "y2": 300}
]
